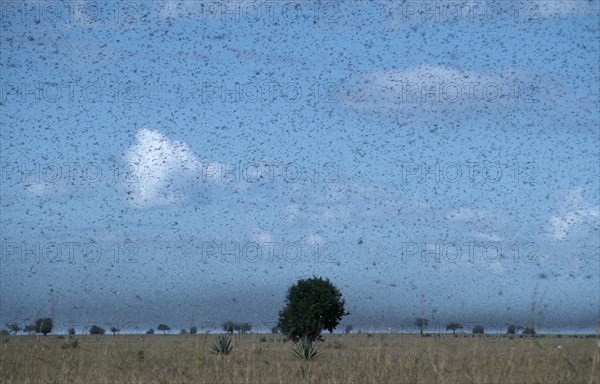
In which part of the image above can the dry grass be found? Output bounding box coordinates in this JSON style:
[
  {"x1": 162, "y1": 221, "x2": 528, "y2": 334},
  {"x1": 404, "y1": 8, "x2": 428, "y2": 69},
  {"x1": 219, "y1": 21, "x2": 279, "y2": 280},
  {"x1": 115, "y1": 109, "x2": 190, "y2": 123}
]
[{"x1": 0, "y1": 333, "x2": 598, "y2": 383}]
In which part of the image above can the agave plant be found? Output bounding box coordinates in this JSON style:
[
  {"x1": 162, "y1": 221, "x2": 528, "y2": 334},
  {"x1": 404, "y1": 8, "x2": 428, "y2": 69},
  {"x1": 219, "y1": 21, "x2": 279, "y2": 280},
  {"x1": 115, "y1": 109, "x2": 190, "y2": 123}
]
[
  {"x1": 291, "y1": 336, "x2": 322, "y2": 360},
  {"x1": 212, "y1": 334, "x2": 233, "y2": 355}
]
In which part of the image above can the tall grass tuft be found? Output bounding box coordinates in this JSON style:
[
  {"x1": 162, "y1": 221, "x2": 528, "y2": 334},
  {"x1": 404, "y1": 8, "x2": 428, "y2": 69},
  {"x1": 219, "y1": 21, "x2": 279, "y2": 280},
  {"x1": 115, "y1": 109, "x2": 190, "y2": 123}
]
[
  {"x1": 211, "y1": 334, "x2": 233, "y2": 355},
  {"x1": 61, "y1": 338, "x2": 79, "y2": 350},
  {"x1": 291, "y1": 337, "x2": 322, "y2": 360}
]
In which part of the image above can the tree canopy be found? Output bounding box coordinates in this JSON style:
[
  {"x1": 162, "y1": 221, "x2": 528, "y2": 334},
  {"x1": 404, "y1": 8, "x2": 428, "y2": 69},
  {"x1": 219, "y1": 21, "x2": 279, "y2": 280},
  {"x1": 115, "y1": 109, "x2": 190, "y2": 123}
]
[
  {"x1": 34, "y1": 318, "x2": 53, "y2": 335},
  {"x1": 278, "y1": 276, "x2": 346, "y2": 341}
]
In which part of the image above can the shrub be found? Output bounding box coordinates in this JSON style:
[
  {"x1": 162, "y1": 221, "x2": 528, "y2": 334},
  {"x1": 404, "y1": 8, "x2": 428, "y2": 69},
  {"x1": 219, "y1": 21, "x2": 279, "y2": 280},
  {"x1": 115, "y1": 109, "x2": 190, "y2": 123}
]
[{"x1": 212, "y1": 335, "x2": 233, "y2": 355}]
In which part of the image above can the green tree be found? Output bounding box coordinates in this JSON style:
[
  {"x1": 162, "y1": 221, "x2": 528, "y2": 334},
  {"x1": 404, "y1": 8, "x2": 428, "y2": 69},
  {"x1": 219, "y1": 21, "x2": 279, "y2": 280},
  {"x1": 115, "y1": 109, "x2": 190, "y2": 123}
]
[
  {"x1": 89, "y1": 325, "x2": 105, "y2": 335},
  {"x1": 110, "y1": 327, "x2": 119, "y2": 336},
  {"x1": 472, "y1": 325, "x2": 485, "y2": 334},
  {"x1": 239, "y1": 323, "x2": 252, "y2": 334},
  {"x1": 157, "y1": 324, "x2": 171, "y2": 335},
  {"x1": 223, "y1": 321, "x2": 235, "y2": 334},
  {"x1": 6, "y1": 322, "x2": 21, "y2": 335},
  {"x1": 277, "y1": 276, "x2": 347, "y2": 341},
  {"x1": 190, "y1": 326, "x2": 197, "y2": 334},
  {"x1": 415, "y1": 318, "x2": 429, "y2": 336},
  {"x1": 446, "y1": 322, "x2": 463, "y2": 334},
  {"x1": 34, "y1": 318, "x2": 53, "y2": 335}
]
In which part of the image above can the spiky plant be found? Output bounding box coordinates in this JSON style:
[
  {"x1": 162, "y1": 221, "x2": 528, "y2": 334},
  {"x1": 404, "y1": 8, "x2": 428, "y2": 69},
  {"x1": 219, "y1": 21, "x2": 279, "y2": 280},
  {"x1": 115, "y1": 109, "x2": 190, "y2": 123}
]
[
  {"x1": 211, "y1": 334, "x2": 233, "y2": 355},
  {"x1": 291, "y1": 336, "x2": 322, "y2": 360},
  {"x1": 255, "y1": 346, "x2": 265, "y2": 355}
]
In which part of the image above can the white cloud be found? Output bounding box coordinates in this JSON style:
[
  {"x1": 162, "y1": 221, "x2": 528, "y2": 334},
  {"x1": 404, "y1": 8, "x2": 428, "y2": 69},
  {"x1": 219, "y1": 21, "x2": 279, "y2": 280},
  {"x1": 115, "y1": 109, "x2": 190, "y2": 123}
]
[
  {"x1": 383, "y1": 0, "x2": 598, "y2": 28},
  {"x1": 307, "y1": 233, "x2": 324, "y2": 247},
  {"x1": 344, "y1": 65, "x2": 526, "y2": 116},
  {"x1": 124, "y1": 128, "x2": 200, "y2": 208},
  {"x1": 251, "y1": 231, "x2": 274, "y2": 244},
  {"x1": 547, "y1": 187, "x2": 600, "y2": 240},
  {"x1": 535, "y1": 1, "x2": 599, "y2": 17},
  {"x1": 23, "y1": 182, "x2": 56, "y2": 198},
  {"x1": 285, "y1": 204, "x2": 303, "y2": 223}
]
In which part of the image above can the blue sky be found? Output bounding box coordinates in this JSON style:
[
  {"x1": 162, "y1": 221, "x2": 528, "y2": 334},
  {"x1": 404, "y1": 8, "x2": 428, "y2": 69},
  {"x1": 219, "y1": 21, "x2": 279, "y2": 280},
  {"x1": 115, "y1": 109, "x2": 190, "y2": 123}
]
[{"x1": 1, "y1": 1, "x2": 599, "y2": 333}]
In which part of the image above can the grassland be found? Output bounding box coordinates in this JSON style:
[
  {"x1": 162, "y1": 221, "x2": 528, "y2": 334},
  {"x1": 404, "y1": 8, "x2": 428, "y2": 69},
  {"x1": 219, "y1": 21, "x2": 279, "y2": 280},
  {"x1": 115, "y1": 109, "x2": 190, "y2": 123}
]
[{"x1": 1, "y1": 333, "x2": 598, "y2": 383}]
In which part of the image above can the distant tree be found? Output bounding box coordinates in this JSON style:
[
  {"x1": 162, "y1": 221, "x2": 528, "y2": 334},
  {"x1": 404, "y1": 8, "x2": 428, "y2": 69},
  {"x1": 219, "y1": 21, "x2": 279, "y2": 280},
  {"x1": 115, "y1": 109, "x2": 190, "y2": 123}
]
[
  {"x1": 239, "y1": 323, "x2": 252, "y2": 334},
  {"x1": 507, "y1": 325, "x2": 517, "y2": 334},
  {"x1": 344, "y1": 324, "x2": 353, "y2": 334},
  {"x1": 0, "y1": 329, "x2": 9, "y2": 336},
  {"x1": 23, "y1": 324, "x2": 36, "y2": 334},
  {"x1": 146, "y1": 328, "x2": 154, "y2": 334},
  {"x1": 89, "y1": 325, "x2": 105, "y2": 335},
  {"x1": 34, "y1": 318, "x2": 53, "y2": 335},
  {"x1": 278, "y1": 276, "x2": 347, "y2": 342},
  {"x1": 68, "y1": 327, "x2": 76, "y2": 336},
  {"x1": 223, "y1": 321, "x2": 235, "y2": 334},
  {"x1": 190, "y1": 326, "x2": 197, "y2": 334},
  {"x1": 472, "y1": 325, "x2": 485, "y2": 334},
  {"x1": 415, "y1": 318, "x2": 429, "y2": 336},
  {"x1": 110, "y1": 327, "x2": 119, "y2": 336},
  {"x1": 523, "y1": 326, "x2": 536, "y2": 335},
  {"x1": 179, "y1": 329, "x2": 187, "y2": 334},
  {"x1": 6, "y1": 322, "x2": 21, "y2": 335},
  {"x1": 271, "y1": 325, "x2": 280, "y2": 334},
  {"x1": 446, "y1": 322, "x2": 464, "y2": 334},
  {"x1": 157, "y1": 324, "x2": 171, "y2": 335}
]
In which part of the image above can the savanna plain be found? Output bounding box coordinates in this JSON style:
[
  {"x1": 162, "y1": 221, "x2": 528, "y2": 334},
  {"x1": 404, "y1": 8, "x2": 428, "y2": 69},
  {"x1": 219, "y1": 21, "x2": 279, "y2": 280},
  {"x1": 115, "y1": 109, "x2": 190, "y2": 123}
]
[{"x1": 1, "y1": 333, "x2": 598, "y2": 384}]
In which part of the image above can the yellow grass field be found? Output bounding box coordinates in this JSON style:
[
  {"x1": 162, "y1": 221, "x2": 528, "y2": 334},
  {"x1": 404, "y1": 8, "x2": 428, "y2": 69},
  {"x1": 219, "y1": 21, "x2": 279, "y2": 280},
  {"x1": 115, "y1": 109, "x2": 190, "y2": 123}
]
[{"x1": 1, "y1": 333, "x2": 598, "y2": 383}]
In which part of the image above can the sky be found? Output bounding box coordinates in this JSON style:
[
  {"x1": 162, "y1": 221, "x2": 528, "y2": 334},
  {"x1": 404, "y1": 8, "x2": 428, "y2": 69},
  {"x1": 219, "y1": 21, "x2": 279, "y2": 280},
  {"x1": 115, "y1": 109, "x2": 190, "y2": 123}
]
[{"x1": 0, "y1": 0, "x2": 599, "y2": 334}]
